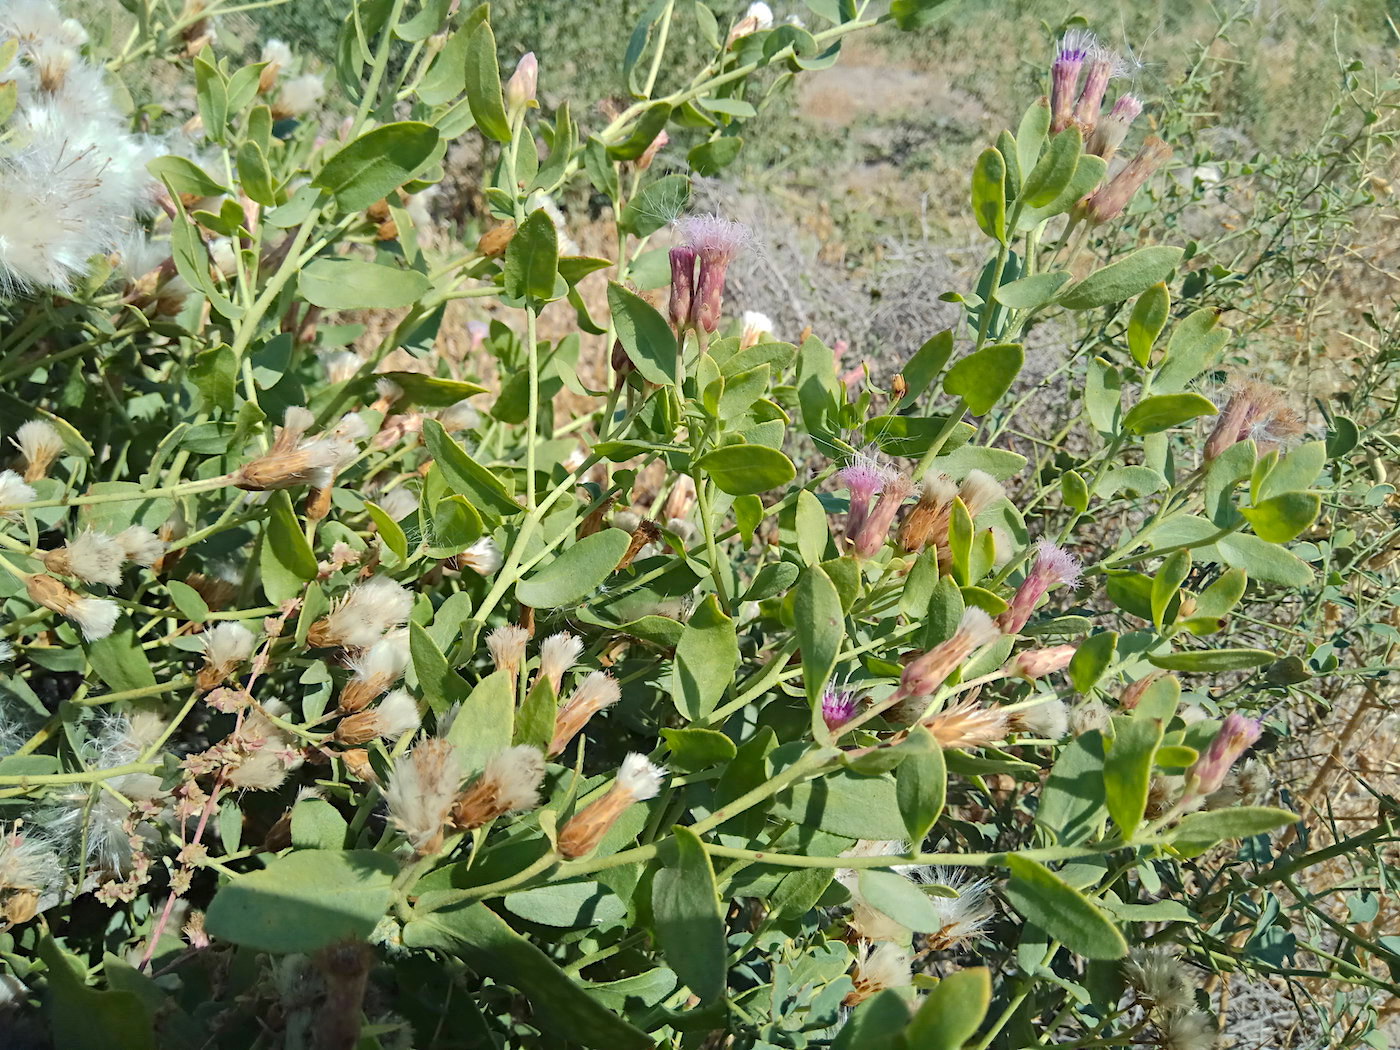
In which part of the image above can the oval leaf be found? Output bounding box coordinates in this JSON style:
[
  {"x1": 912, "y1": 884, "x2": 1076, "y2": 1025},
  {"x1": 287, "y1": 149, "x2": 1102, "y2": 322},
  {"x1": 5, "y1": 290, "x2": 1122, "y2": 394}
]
[
  {"x1": 695, "y1": 444, "x2": 796, "y2": 496},
  {"x1": 1004, "y1": 855, "x2": 1127, "y2": 960},
  {"x1": 312, "y1": 122, "x2": 440, "y2": 212},
  {"x1": 1059, "y1": 246, "x2": 1185, "y2": 311},
  {"x1": 652, "y1": 826, "x2": 726, "y2": 1004},
  {"x1": 515, "y1": 529, "x2": 630, "y2": 608}
]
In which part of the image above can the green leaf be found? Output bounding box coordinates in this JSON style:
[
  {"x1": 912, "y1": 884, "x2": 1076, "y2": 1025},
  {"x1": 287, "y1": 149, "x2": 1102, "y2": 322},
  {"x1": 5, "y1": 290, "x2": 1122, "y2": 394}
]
[
  {"x1": 896, "y1": 328, "x2": 954, "y2": 409},
  {"x1": 516, "y1": 529, "x2": 629, "y2": 608},
  {"x1": 504, "y1": 881, "x2": 625, "y2": 928},
  {"x1": 261, "y1": 491, "x2": 316, "y2": 602},
  {"x1": 421, "y1": 418, "x2": 522, "y2": 520},
  {"x1": 620, "y1": 173, "x2": 692, "y2": 236},
  {"x1": 943, "y1": 342, "x2": 1023, "y2": 416},
  {"x1": 403, "y1": 902, "x2": 652, "y2": 1050},
  {"x1": 1061, "y1": 469, "x2": 1089, "y2": 514},
  {"x1": 503, "y1": 208, "x2": 560, "y2": 303},
  {"x1": 833, "y1": 990, "x2": 912, "y2": 1050},
  {"x1": 1217, "y1": 533, "x2": 1313, "y2": 587},
  {"x1": 1127, "y1": 282, "x2": 1169, "y2": 367},
  {"x1": 607, "y1": 102, "x2": 672, "y2": 160},
  {"x1": 971, "y1": 147, "x2": 1006, "y2": 243},
  {"x1": 856, "y1": 868, "x2": 947, "y2": 932},
  {"x1": 313, "y1": 122, "x2": 440, "y2": 212},
  {"x1": 299, "y1": 259, "x2": 430, "y2": 309},
  {"x1": 86, "y1": 617, "x2": 158, "y2": 693},
  {"x1": 410, "y1": 621, "x2": 471, "y2": 715},
  {"x1": 795, "y1": 489, "x2": 829, "y2": 566},
  {"x1": 445, "y1": 670, "x2": 514, "y2": 774},
  {"x1": 236, "y1": 140, "x2": 277, "y2": 207},
  {"x1": 1004, "y1": 855, "x2": 1127, "y2": 959},
  {"x1": 1240, "y1": 492, "x2": 1321, "y2": 543},
  {"x1": 742, "y1": 561, "x2": 799, "y2": 602},
  {"x1": 688, "y1": 135, "x2": 743, "y2": 176},
  {"x1": 1019, "y1": 125, "x2": 1080, "y2": 206},
  {"x1": 671, "y1": 593, "x2": 739, "y2": 721},
  {"x1": 768, "y1": 770, "x2": 907, "y2": 839},
  {"x1": 1069, "y1": 630, "x2": 1117, "y2": 693},
  {"x1": 652, "y1": 826, "x2": 727, "y2": 1004},
  {"x1": 193, "y1": 53, "x2": 227, "y2": 141},
  {"x1": 1195, "y1": 567, "x2": 1247, "y2": 621},
  {"x1": 425, "y1": 494, "x2": 484, "y2": 559},
  {"x1": 1258, "y1": 441, "x2": 1326, "y2": 501},
  {"x1": 1147, "y1": 647, "x2": 1274, "y2": 672},
  {"x1": 1103, "y1": 715, "x2": 1164, "y2": 839},
  {"x1": 290, "y1": 797, "x2": 349, "y2": 850},
  {"x1": 465, "y1": 20, "x2": 511, "y2": 142},
  {"x1": 661, "y1": 727, "x2": 737, "y2": 771},
  {"x1": 795, "y1": 565, "x2": 842, "y2": 721},
  {"x1": 694, "y1": 444, "x2": 796, "y2": 495},
  {"x1": 205, "y1": 850, "x2": 397, "y2": 953},
  {"x1": 39, "y1": 936, "x2": 154, "y2": 1050},
  {"x1": 1122, "y1": 393, "x2": 1217, "y2": 435},
  {"x1": 1170, "y1": 807, "x2": 1298, "y2": 844},
  {"x1": 147, "y1": 154, "x2": 228, "y2": 198},
  {"x1": 1037, "y1": 731, "x2": 1107, "y2": 845},
  {"x1": 608, "y1": 281, "x2": 677, "y2": 386},
  {"x1": 1151, "y1": 550, "x2": 1191, "y2": 627},
  {"x1": 888, "y1": 0, "x2": 955, "y2": 30},
  {"x1": 1015, "y1": 98, "x2": 1050, "y2": 177},
  {"x1": 994, "y1": 270, "x2": 1070, "y2": 309},
  {"x1": 1154, "y1": 308, "x2": 1230, "y2": 392},
  {"x1": 895, "y1": 725, "x2": 946, "y2": 844},
  {"x1": 514, "y1": 675, "x2": 556, "y2": 751},
  {"x1": 1059, "y1": 246, "x2": 1185, "y2": 311},
  {"x1": 904, "y1": 967, "x2": 991, "y2": 1050},
  {"x1": 378, "y1": 371, "x2": 488, "y2": 407},
  {"x1": 166, "y1": 580, "x2": 210, "y2": 623},
  {"x1": 364, "y1": 500, "x2": 409, "y2": 560}
]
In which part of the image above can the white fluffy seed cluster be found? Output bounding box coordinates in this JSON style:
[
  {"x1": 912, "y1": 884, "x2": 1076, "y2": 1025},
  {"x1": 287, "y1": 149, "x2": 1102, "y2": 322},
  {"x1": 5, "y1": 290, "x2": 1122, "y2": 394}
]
[{"x1": 0, "y1": 0, "x2": 164, "y2": 293}]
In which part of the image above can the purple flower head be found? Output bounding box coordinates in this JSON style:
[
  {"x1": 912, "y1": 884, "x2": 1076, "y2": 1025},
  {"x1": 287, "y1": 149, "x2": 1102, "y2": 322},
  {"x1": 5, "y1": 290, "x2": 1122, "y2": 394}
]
[
  {"x1": 1073, "y1": 43, "x2": 1127, "y2": 134},
  {"x1": 851, "y1": 473, "x2": 913, "y2": 559},
  {"x1": 839, "y1": 450, "x2": 893, "y2": 538},
  {"x1": 998, "y1": 541, "x2": 1082, "y2": 635},
  {"x1": 822, "y1": 686, "x2": 859, "y2": 732},
  {"x1": 668, "y1": 245, "x2": 698, "y2": 331},
  {"x1": 1051, "y1": 30, "x2": 1095, "y2": 132},
  {"x1": 1190, "y1": 713, "x2": 1262, "y2": 795},
  {"x1": 676, "y1": 214, "x2": 751, "y2": 332},
  {"x1": 1087, "y1": 94, "x2": 1143, "y2": 160}
]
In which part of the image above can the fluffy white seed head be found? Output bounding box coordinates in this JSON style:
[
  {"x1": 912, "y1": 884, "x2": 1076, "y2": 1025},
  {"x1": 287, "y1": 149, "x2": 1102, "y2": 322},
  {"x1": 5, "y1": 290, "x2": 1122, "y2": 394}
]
[
  {"x1": 439, "y1": 399, "x2": 479, "y2": 431},
  {"x1": 0, "y1": 822, "x2": 63, "y2": 895},
  {"x1": 924, "y1": 867, "x2": 995, "y2": 949},
  {"x1": 539, "y1": 632, "x2": 583, "y2": 690},
  {"x1": 63, "y1": 529, "x2": 125, "y2": 586},
  {"x1": 848, "y1": 941, "x2": 913, "y2": 1001},
  {"x1": 487, "y1": 625, "x2": 529, "y2": 675},
  {"x1": 481, "y1": 745, "x2": 546, "y2": 815},
  {"x1": 569, "y1": 670, "x2": 621, "y2": 712},
  {"x1": 116, "y1": 525, "x2": 165, "y2": 567},
  {"x1": 0, "y1": 471, "x2": 38, "y2": 516},
  {"x1": 1124, "y1": 946, "x2": 1196, "y2": 1012},
  {"x1": 616, "y1": 753, "x2": 665, "y2": 801},
  {"x1": 322, "y1": 349, "x2": 362, "y2": 385},
  {"x1": 384, "y1": 738, "x2": 463, "y2": 852},
  {"x1": 13, "y1": 420, "x2": 63, "y2": 476},
  {"x1": 261, "y1": 38, "x2": 293, "y2": 68},
  {"x1": 349, "y1": 631, "x2": 410, "y2": 685},
  {"x1": 1013, "y1": 698, "x2": 1069, "y2": 740},
  {"x1": 376, "y1": 688, "x2": 422, "y2": 739},
  {"x1": 955, "y1": 606, "x2": 1001, "y2": 651},
  {"x1": 957, "y1": 470, "x2": 1006, "y2": 517},
  {"x1": 0, "y1": 640, "x2": 13, "y2": 663},
  {"x1": 322, "y1": 576, "x2": 413, "y2": 649},
  {"x1": 201, "y1": 622, "x2": 256, "y2": 667},
  {"x1": 67, "y1": 597, "x2": 118, "y2": 640},
  {"x1": 460, "y1": 536, "x2": 503, "y2": 576},
  {"x1": 376, "y1": 486, "x2": 419, "y2": 522},
  {"x1": 277, "y1": 73, "x2": 325, "y2": 116}
]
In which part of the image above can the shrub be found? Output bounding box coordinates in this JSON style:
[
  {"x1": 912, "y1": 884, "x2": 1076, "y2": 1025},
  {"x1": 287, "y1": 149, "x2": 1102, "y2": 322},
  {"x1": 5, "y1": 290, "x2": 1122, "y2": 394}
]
[{"x1": 0, "y1": 1, "x2": 1394, "y2": 1048}]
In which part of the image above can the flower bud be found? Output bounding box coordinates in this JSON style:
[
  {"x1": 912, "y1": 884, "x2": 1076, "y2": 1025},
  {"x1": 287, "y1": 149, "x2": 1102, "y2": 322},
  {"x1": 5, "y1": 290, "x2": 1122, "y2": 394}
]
[
  {"x1": 667, "y1": 246, "x2": 698, "y2": 331},
  {"x1": 557, "y1": 754, "x2": 665, "y2": 859},
  {"x1": 505, "y1": 52, "x2": 538, "y2": 112},
  {"x1": 1051, "y1": 32, "x2": 1093, "y2": 133},
  {"x1": 1081, "y1": 137, "x2": 1173, "y2": 226},
  {"x1": 1010, "y1": 644, "x2": 1076, "y2": 680},
  {"x1": 897, "y1": 608, "x2": 1000, "y2": 699},
  {"x1": 1189, "y1": 713, "x2": 1261, "y2": 796}
]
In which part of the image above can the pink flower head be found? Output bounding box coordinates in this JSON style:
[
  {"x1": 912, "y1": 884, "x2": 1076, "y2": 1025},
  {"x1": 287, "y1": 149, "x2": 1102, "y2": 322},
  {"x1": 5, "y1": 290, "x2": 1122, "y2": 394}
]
[
  {"x1": 1073, "y1": 42, "x2": 1126, "y2": 135},
  {"x1": 898, "y1": 607, "x2": 1001, "y2": 700},
  {"x1": 1010, "y1": 643, "x2": 1077, "y2": 680},
  {"x1": 1087, "y1": 93, "x2": 1142, "y2": 160},
  {"x1": 998, "y1": 541, "x2": 1082, "y2": 635},
  {"x1": 1204, "y1": 380, "x2": 1305, "y2": 460},
  {"x1": 677, "y1": 214, "x2": 750, "y2": 332},
  {"x1": 1082, "y1": 137, "x2": 1172, "y2": 225},
  {"x1": 1051, "y1": 30, "x2": 1094, "y2": 132},
  {"x1": 839, "y1": 450, "x2": 893, "y2": 538},
  {"x1": 851, "y1": 472, "x2": 913, "y2": 559},
  {"x1": 1190, "y1": 713, "x2": 1262, "y2": 796},
  {"x1": 668, "y1": 245, "x2": 698, "y2": 331},
  {"x1": 821, "y1": 686, "x2": 859, "y2": 732}
]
